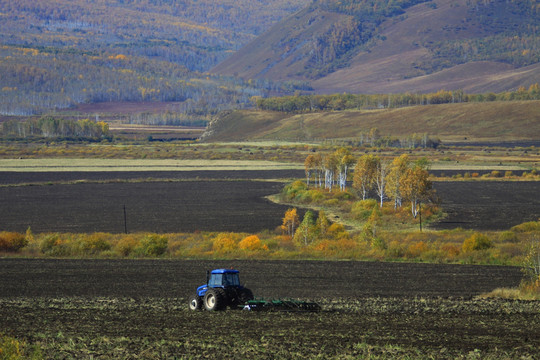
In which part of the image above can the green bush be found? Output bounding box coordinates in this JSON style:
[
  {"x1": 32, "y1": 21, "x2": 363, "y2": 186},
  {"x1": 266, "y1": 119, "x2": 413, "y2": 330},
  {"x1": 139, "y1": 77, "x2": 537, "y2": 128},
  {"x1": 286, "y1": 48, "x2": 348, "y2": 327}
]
[
  {"x1": 462, "y1": 233, "x2": 493, "y2": 252},
  {"x1": 136, "y1": 234, "x2": 168, "y2": 256},
  {"x1": 511, "y1": 221, "x2": 540, "y2": 232},
  {"x1": 75, "y1": 233, "x2": 111, "y2": 255},
  {"x1": 351, "y1": 199, "x2": 377, "y2": 220},
  {"x1": 282, "y1": 180, "x2": 308, "y2": 200},
  {"x1": 39, "y1": 234, "x2": 70, "y2": 256},
  {"x1": 498, "y1": 231, "x2": 519, "y2": 243}
]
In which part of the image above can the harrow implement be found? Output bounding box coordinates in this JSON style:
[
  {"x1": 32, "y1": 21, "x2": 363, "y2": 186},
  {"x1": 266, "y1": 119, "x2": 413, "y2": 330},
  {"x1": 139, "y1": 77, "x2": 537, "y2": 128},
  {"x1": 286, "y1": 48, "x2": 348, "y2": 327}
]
[{"x1": 243, "y1": 298, "x2": 321, "y2": 312}]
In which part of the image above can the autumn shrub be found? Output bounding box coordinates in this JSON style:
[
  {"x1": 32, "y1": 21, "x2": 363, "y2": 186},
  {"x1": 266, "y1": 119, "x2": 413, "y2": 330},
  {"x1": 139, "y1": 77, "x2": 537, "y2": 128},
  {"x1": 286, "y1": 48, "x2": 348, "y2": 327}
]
[
  {"x1": 495, "y1": 243, "x2": 524, "y2": 262},
  {"x1": 307, "y1": 189, "x2": 325, "y2": 203},
  {"x1": 511, "y1": 221, "x2": 540, "y2": 232},
  {"x1": 282, "y1": 180, "x2": 308, "y2": 201},
  {"x1": 324, "y1": 198, "x2": 339, "y2": 207},
  {"x1": 441, "y1": 243, "x2": 461, "y2": 259},
  {"x1": 386, "y1": 240, "x2": 406, "y2": 258},
  {"x1": 135, "y1": 234, "x2": 168, "y2": 256},
  {"x1": 462, "y1": 232, "x2": 493, "y2": 253},
  {"x1": 351, "y1": 199, "x2": 377, "y2": 220},
  {"x1": 326, "y1": 223, "x2": 348, "y2": 240},
  {"x1": 406, "y1": 241, "x2": 429, "y2": 258},
  {"x1": 115, "y1": 235, "x2": 138, "y2": 256},
  {"x1": 75, "y1": 233, "x2": 111, "y2": 255},
  {"x1": 334, "y1": 190, "x2": 354, "y2": 201},
  {"x1": 0, "y1": 231, "x2": 27, "y2": 252},
  {"x1": 498, "y1": 231, "x2": 519, "y2": 243},
  {"x1": 276, "y1": 235, "x2": 296, "y2": 251},
  {"x1": 39, "y1": 233, "x2": 70, "y2": 256},
  {"x1": 238, "y1": 235, "x2": 266, "y2": 251},
  {"x1": 212, "y1": 233, "x2": 237, "y2": 253},
  {"x1": 371, "y1": 237, "x2": 386, "y2": 251}
]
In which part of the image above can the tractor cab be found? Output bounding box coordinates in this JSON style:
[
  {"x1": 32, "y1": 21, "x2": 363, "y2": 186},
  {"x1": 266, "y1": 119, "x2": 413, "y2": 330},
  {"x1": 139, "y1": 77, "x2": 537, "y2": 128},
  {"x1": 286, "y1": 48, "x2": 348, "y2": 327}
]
[{"x1": 208, "y1": 269, "x2": 240, "y2": 288}]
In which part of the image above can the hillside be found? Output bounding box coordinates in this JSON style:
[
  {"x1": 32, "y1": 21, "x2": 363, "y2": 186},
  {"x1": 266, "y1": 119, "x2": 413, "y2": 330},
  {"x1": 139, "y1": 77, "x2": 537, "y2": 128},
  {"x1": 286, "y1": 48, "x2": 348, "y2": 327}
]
[
  {"x1": 201, "y1": 101, "x2": 540, "y2": 143},
  {"x1": 0, "y1": 0, "x2": 309, "y2": 115},
  {"x1": 213, "y1": 0, "x2": 540, "y2": 94}
]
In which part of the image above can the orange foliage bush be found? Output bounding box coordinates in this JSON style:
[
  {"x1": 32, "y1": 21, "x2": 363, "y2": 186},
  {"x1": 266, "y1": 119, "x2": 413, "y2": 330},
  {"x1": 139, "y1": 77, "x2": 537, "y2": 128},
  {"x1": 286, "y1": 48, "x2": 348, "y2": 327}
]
[
  {"x1": 441, "y1": 243, "x2": 461, "y2": 258},
  {"x1": 0, "y1": 231, "x2": 27, "y2": 252},
  {"x1": 406, "y1": 241, "x2": 429, "y2": 258},
  {"x1": 115, "y1": 235, "x2": 138, "y2": 256},
  {"x1": 239, "y1": 235, "x2": 266, "y2": 251}
]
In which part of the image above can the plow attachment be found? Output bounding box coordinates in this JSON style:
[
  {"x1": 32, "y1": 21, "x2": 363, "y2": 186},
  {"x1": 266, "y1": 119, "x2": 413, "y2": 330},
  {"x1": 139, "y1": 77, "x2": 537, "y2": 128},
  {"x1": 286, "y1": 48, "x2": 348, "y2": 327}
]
[{"x1": 243, "y1": 298, "x2": 320, "y2": 312}]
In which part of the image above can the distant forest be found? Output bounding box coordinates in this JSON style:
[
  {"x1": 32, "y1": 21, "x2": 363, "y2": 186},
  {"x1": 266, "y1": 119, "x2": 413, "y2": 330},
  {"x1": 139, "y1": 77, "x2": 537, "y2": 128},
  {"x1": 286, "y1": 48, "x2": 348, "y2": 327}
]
[
  {"x1": 254, "y1": 85, "x2": 540, "y2": 113},
  {"x1": 0, "y1": 0, "x2": 309, "y2": 115}
]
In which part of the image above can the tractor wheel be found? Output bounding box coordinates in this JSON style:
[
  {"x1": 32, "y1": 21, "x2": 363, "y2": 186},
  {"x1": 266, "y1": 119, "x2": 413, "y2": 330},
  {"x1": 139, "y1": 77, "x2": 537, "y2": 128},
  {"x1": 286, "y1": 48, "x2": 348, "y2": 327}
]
[
  {"x1": 204, "y1": 288, "x2": 227, "y2": 311},
  {"x1": 188, "y1": 294, "x2": 202, "y2": 311},
  {"x1": 238, "y1": 288, "x2": 254, "y2": 304}
]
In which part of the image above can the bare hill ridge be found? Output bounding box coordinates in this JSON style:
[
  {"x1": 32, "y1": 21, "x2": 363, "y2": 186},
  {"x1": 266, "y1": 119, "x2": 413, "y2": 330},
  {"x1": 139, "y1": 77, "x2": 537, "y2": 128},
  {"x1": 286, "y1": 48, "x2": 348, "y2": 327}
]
[
  {"x1": 202, "y1": 101, "x2": 540, "y2": 142},
  {"x1": 213, "y1": 0, "x2": 540, "y2": 94}
]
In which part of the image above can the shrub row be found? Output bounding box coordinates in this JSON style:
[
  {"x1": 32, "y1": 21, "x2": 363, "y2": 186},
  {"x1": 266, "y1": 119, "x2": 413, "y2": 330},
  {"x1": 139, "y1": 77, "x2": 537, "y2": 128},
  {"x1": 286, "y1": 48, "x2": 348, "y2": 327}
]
[{"x1": 1, "y1": 221, "x2": 537, "y2": 266}]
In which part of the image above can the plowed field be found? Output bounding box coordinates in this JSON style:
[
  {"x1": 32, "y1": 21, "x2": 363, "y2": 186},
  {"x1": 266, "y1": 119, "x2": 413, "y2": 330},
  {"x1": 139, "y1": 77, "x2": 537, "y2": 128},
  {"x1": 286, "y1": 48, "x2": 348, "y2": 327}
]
[
  {"x1": 0, "y1": 171, "x2": 538, "y2": 232},
  {"x1": 0, "y1": 259, "x2": 537, "y2": 359}
]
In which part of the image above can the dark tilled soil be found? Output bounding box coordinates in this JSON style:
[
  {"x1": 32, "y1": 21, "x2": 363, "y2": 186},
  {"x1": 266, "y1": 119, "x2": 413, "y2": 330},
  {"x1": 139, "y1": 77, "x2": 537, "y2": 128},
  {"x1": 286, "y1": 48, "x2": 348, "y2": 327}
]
[
  {"x1": 0, "y1": 170, "x2": 304, "y2": 184},
  {"x1": 0, "y1": 259, "x2": 537, "y2": 359},
  {"x1": 0, "y1": 171, "x2": 538, "y2": 232},
  {"x1": 0, "y1": 258, "x2": 523, "y2": 299},
  {"x1": 431, "y1": 181, "x2": 540, "y2": 230},
  {"x1": 0, "y1": 180, "x2": 298, "y2": 233}
]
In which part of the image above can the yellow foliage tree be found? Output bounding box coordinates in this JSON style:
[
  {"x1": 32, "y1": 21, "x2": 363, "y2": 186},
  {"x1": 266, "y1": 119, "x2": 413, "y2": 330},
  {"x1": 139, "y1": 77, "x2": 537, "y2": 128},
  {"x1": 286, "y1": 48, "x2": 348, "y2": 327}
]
[{"x1": 281, "y1": 208, "x2": 300, "y2": 237}]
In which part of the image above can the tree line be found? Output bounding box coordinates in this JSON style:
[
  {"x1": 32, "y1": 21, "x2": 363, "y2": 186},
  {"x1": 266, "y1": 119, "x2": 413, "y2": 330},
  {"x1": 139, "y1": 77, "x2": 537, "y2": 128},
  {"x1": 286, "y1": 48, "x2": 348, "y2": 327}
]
[
  {"x1": 1, "y1": 117, "x2": 110, "y2": 140},
  {"x1": 304, "y1": 149, "x2": 433, "y2": 217},
  {"x1": 253, "y1": 85, "x2": 540, "y2": 113}
]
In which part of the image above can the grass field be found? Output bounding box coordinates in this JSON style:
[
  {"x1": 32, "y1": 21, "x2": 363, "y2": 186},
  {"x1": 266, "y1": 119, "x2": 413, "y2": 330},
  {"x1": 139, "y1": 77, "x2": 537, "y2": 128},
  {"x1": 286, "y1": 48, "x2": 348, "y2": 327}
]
[{"x1": 0, "y1": 158, "x2": 303, "y2": 172}]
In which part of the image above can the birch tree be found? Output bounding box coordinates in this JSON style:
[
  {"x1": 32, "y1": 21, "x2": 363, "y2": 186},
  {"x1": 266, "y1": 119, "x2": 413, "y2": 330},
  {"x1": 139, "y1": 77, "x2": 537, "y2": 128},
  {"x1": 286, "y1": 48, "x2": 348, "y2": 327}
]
[
  {"x1": 324, "y1": 153, "x2": 338, "y2": 191},
  {"x1": 304, "y1": 154, "x2": 316, "y2": 187},
  {"x1": 334, "y1": 148, "x2": 355, "y2": 191},
  {"x1": 401, "y1": 165, "x2": 432, "y2": 218},
  {"x1": 281, "y1": 208, "x2": 300, "y2": 237},
  {"x1": 293, "y1": 211, "x2": 316, "y2": 247},
  {"x1": 386, "y1": 154, "x2": 410, "y2": 209},
  {"x1": 353, "y1": 154, "x2": 378, "y2": 200},
  {"x1": 374, "y1": 157, "x2": 390, "y2": 208}
]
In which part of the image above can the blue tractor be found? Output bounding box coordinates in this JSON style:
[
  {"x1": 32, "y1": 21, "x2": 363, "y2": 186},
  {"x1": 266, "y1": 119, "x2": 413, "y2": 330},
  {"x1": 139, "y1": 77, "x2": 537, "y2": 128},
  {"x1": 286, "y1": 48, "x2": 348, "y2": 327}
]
[{"x1": 189, "y1": 269, "x2": 254, "y2": 311}]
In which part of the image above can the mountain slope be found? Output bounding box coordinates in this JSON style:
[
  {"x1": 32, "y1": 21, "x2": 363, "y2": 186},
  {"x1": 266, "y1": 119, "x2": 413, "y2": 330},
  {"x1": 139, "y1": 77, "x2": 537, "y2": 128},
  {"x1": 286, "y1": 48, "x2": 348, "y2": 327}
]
[
  {"x1": 0, "y1": 0, "x2": 310, "y2": 115},
  {"x1": 213, "y1": 0, "x2": 540, "y2": 93},
  {"x1": 202, "y1": 101, "x2": 540, "y2": 142}
]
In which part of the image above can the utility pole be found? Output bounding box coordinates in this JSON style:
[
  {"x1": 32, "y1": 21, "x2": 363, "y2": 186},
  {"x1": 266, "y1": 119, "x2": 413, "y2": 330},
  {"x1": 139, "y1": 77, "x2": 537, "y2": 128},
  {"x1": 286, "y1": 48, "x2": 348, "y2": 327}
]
[
  {"x1": 419, "y1": 201, "x2": 422, "y2": 232},
  {"x1": 123, "y1": 204, "x2": 128, "y2": 234}
]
